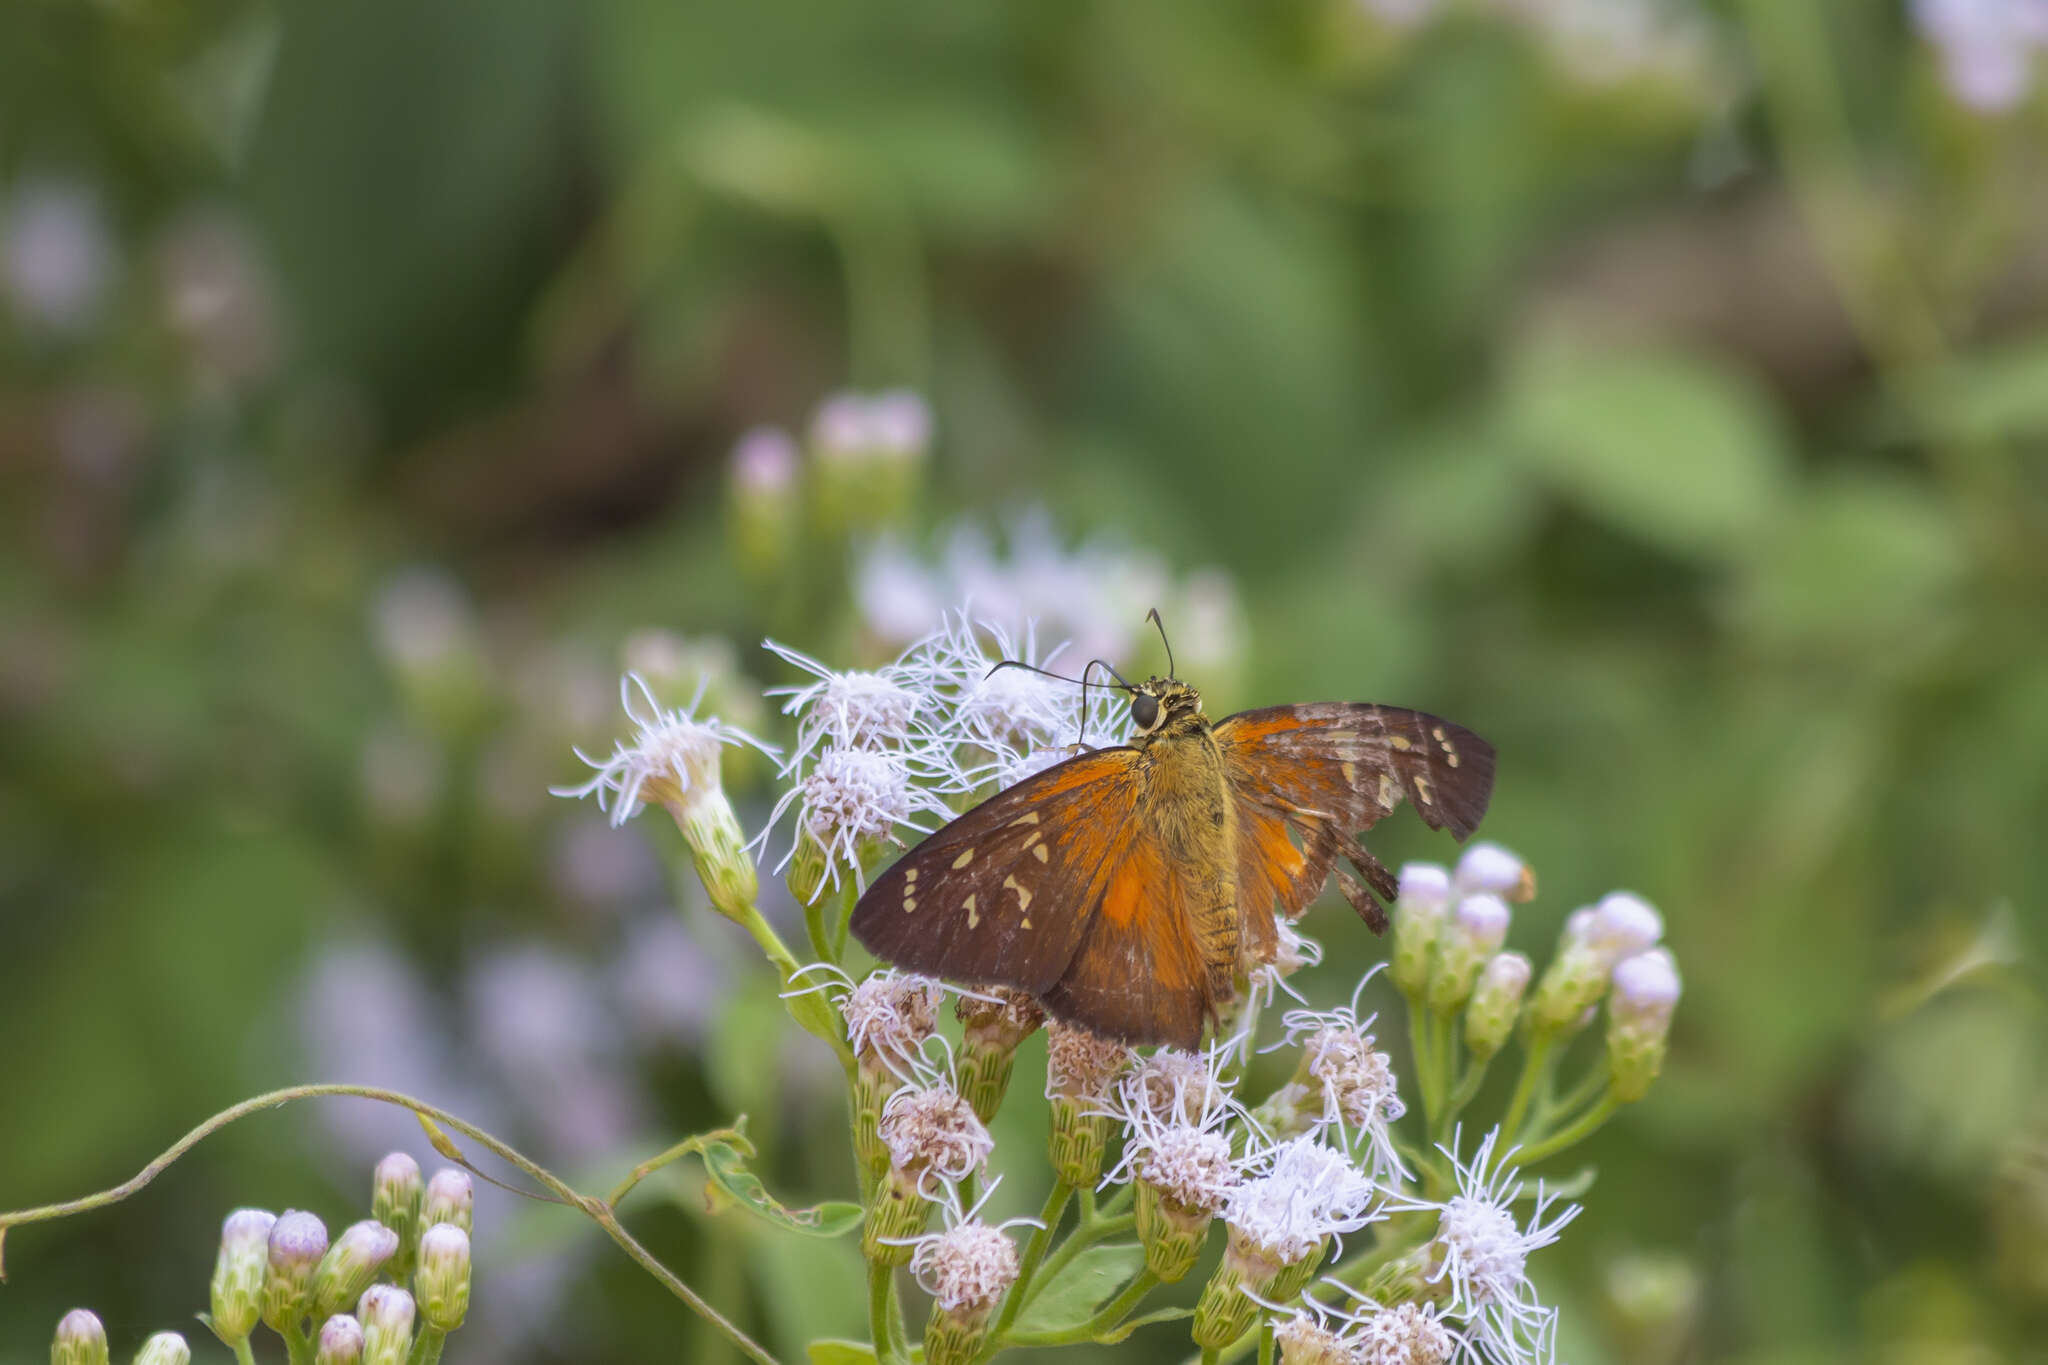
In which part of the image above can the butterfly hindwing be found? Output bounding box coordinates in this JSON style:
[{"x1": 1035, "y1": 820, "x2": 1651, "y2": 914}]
[
  {"x1": 1216, "y1": 702, "x2": 1497, "y2": 931},
  {"x1": 849, "y1": 748, "x2": 1142, "y2": 996},
  {"x1": 1040, "y1": 820, "x2": 1212, "y2": 1049}
]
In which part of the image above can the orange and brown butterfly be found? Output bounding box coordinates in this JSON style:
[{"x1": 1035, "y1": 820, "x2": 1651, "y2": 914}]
[{"x1": 850, "y1": 617, "x2": 1496, "y2": 1051}]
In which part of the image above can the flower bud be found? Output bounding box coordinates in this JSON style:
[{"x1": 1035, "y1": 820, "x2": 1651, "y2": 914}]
[
  {"x1": 52, "y1": 1309, "x2": 108, "y2": 1365},
  {"x1": 414, "y1": 1223, "x2": 471, "y2": 1332},
  {"x1": 1134, "y1": 1177, "x2": 1217, "y2": 1284},
  {"x1": 263, "y1": 1210, "x2": 330, "y2": 1333},
  {"x1": 677, "y1": 784, "x2": 759, "y2": 923},
  {"x1": 1191, "y1": 1229, "x2": 1326, "y2": 1349},
  {"x1": 1426, "y1": 893, "x2": 1511, "y2": 1015},
  {"x1": 1454, "y1": 842, "x2": 1535, "y2": 902},
  {"x1": 862, "y1": 1162, "x2": 938, "y2": 1266},
  {"x1": 132, "y1": 1334, "x2": 190, "y2": 1365},
  {"x1": 1044, "y1": 1024, "x2": 1129, "y2": 1188},
  {"x1": 1391, "y1": 863, "x2": 1451, "y2": 998},
  {"x1": 355, "y1": 1286, "x2": 414, "y2": 1365},
  {"x1": 1275, "y1": 1314, "x2": 1353, "y2": 1365},
  {"x1": 1606, "y1": 948, "x2": 1680, "y2": 1102},
  {"x1": 209, "y1": 1208, "x2": 276, "y2": 1341},
  {"x1": 955, "y1": 988, "x2": 1045, "y2": 1124},
  {"x1": 1526, "y1": 910, "x2": 1611, "y2": 1042},
  {"x1": 421, "y1": 1169, "x2": 473, "y2": 1236},
  {"x1": 312, "y1": 1220, "x2": 399, "y2": 1318},
  {"x1": 786, "y1": 834, "x2": 831, "y2": 907},
  {"x1": 729, "y1": 426, "x2": 799, "y2": 579},
  {"x1": 371, "y1": 1153, "x2": 423, "y2": 1279},
  {"x1": 1464, "y1": 951, "x2": 1533, "y2": 1062},
  {"x1": 313, "y1": 1315, "x2": 365, "y2": 1365},
  {"x1": 1587, "y1": 891, "x2": 1662, "y2": 962}
]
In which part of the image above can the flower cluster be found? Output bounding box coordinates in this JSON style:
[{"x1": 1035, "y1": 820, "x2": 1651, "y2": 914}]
[
  {"x1": 547, "y1": 618, "x2": 1680, "y2": 1364},
  {"x1": 48, "y1": 1153, "x2": 473, "y2": 1365}
]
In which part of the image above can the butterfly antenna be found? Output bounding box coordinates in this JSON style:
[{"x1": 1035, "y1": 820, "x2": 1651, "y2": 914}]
[
  {"x1": 984, "y1": 658, "x2": 1132, "y2": 691},
  {"x1": 1146, "y1": 607, "x2": 1175, "y2": 677}
]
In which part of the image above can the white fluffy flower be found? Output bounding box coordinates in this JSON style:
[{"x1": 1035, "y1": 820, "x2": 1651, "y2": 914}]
[
  {"x1": 1103, "y1": 1039, "x2": 1249, "y2": 1213},
  {"x1": 1223, "y1": 1137, "x2": 1383, "y2": 1265},
  {"x1": 879, "y1": 1082, "x2": 995, "y2": 1194},
  {"x1": 895, "y1": 1180, "x2": 1037, "y2": 1317},
  {"x1": 761, "y1": 743, "x2": 952, "y2": 891},
  {"x1": 840, "y1": 968, "x2": 943, "y2": 1075},
  {"x1": 556, "y1": 674, "x2": 773, "y2": 827},
  {"x1": 1277, "y1": 983, "x2": 1408, "y2": 1180},
  {"x1": 765, "y1": 639, "x2": 924, "y2": 763},
  {"x1": 1423, "y1": 1129, "x2": 1580, "y2": 1365}
]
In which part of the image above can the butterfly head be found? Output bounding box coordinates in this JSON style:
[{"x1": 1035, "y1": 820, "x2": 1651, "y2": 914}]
[{"x1": 1129, "y1": 676, "x2": 1204, "y2": 742}]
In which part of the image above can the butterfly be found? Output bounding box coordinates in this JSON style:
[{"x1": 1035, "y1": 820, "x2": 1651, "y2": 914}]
[{"x1": 849, "y1": 643, "x2": 1496, "y2": 1050}]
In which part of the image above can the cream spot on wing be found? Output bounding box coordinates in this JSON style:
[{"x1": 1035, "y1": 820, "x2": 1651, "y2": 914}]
[
  {"x1": 1019, "y1": 830, "x2": 1040, "y2": 849},
  {"x1": 1003, "y1": 875, "x2": 1033, "y2": 912},
  {"x1": 904, "y1": 868, "x2": 918, "y2": 882},
  {"x1": 1010, "y1": 812, "x2": 1039, "y2": 826},
  {"x1": 1432, "y1": 726, "x2": 1447, "y2": 742},
  {"x1": 1378, "y1": 772, "x2": 1397, "y2": 808},
  {"x1": 1341, "y1": 760, "x2": 1358, "y2": 783},
  {"x1": 1389, "y1": 735, "x2": 1412, "y2": 751},
  {"x1": 952, "y1": 848, "x2": 975, "y2": 869},
  {"x1": 964, "y1": 894, "x2": 979, "y2": 928},
  {"x1": 1021, "y1": 918, "x2": 1032, "y2": 930},
  {"x1": 903, "y1": 896, "x2": 916, "y2": 913},
  {"x1": 1413, "y1": 774, "x2": 1434, "y2": 806},
  {"x1": 1445, "y1": 747, "x2": 1461, "y2": 768},
  {"x1": 1032, "y1": 843, "x2": 1049, "y2": 862}
]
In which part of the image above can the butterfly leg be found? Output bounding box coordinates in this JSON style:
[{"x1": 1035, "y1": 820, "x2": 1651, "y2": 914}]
[{"x1": 1338, "y1": 846, "x2": 1397, "y2": 935}]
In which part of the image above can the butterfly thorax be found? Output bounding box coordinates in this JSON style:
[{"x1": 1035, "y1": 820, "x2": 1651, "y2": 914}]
[{"x1": 1128, "y1": 678, "x2": 1242, "y2": 1003}]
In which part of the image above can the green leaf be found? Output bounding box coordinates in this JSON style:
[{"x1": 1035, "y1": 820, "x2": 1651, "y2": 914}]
[
  {"x1": 1012, "y1": 1242, "x2": 1148, "y2": 1336},
  {"x1": 1912, "y1": 334, "x2": 2048, "y2": 440},
  {"x1": 699, "y1": 1142, "x2": 865, "y2": 1238},
  {"x1": 806, "y1": 1341, "x2": 878, "y2": 1365},
  {"x1": 1500, "y1": 338, "x2": 1791, "y2": 561}
]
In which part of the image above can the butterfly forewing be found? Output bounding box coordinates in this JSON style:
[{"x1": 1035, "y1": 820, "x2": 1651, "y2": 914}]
[
  {"x1": 1217, "y1": 702, "x2": 1496, "y2": 929},
  {"x1": 849, "y1": 748, "x2": 1142, "y2": 997}
]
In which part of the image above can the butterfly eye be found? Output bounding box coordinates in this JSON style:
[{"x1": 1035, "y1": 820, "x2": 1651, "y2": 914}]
[{"x1": 1131, "y1": 692, "x2": 1161, "y2": 731}]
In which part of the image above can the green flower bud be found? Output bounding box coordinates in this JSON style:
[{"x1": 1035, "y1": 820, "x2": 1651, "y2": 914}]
[
  {"x1": 355, "y1": 1286, "x2": 414, "y2": 1365},
  {"x1": 1527, "y1": 910, "x2": 1610, "y2": 1042},
  {"x1": 728, "y1": 427, "x2": 799, "y2": 580},
  {"x1": 312, "y1": 1221, "x2": 399, "y2": 1319},
  {"x1": 1606, "y1": 948, "x2": 1679, "y2": 1102},
  {"x1": 1426, "y1": 893, "x2": 1510, "y2": 1015},
  {"x1": 263, "y1": 1210, "x2": 330, "y2": 1334},
  {"x1": 955, "y1": 988, "x2": 1044, "y2": 1125},
  {"x1": 676, "y1": 785, "x2": 759, "y2": 923},
  {"x1": 371, "y1": 1154, "x2": 423, "y2": 1280},
  {"x1": 1044, "y1": 1023, "x2": 1128, "y2": 1188},
  {"x1": 52, "y1": 1309, "x2": 108, "y2": 1365},
  {"x1": 1390, "y1": 863, "x2": 1451, "y2": 998},
  {"x1": 1135, "y1": 1178, "x2": 1214, "y2": 1283},
  {"x1": 861, "y1": 1163, "x2": 937, "y2": 1266},
  {"x1": 1191, "y1": 1230, "x2": 1324, "y2": 1349},
  {"x1": 209, "y1": 1208, "x2": 276, "y2": 1341},
  {"x1": 131, "y1": 1334, "x2": 190, "y2": 1365},
  {"x1": 312, "y1": 1315, "x2": 364, "y2": 1365},
  {"x1": 786, "y1": 833, "x2": 830, "y2": 908},
  {"x1": 421, "y1": 1170, "x2": 473, "y2": 1237},
  {"x1": 1464, "y1": 951, "x2": 1533, "y2": 1062},
  {"x1": 414, "y1": 1223, "x2": 471, "y2": 1332}
]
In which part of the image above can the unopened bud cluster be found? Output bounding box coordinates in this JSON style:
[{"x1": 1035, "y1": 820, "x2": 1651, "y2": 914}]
[{"x1": 58, "y1": 1153, "x2": 475, "y2": 1365}]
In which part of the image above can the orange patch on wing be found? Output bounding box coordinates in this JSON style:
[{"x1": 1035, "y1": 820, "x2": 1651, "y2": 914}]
[{"x1": 1101, "y1": 842, "x2": 1162, "y2": 929}]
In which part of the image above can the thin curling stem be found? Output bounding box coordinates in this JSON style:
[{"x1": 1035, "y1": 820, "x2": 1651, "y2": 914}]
[{"x1": 0, "y1": 1085, "x2": 782, "y2": 1365}]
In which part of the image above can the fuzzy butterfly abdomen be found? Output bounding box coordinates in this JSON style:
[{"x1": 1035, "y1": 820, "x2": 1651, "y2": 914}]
[{"x1": 1130, "y1": 727, "x2": 1241, "y2": 1002}]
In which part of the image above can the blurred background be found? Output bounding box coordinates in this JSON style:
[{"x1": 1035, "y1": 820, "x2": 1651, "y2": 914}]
[{"x1": 4, "y1": 0, "x2": 2047, "y2": 1361}]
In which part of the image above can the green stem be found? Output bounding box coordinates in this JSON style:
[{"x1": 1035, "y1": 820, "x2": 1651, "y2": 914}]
[
  {"x1": 1202, "y1": 1347, "x2": 1222, "y2": 1365},
  {"x1": 1407, "y1": 1007, "x2": 1439, "y2": 1121},
  {"x1": 406, "y1": 1325, "x2": 447, "y2": 1365},
  {"x1": 1257, "y1": 1319, "x2": 1276, "y2": 1365},
  {"x1": 1497, "y1": 1037, "x2": 1554, "y2": 1152},
  {"x1": 1515, "y1": 1091, "x2": 1621, "y2": 1167},
  {"x1": 989, "y1": 1182, "x2": 1073, "y2": 1342},
  {"x1": 1030, "y1": 1212, "x2": 1134, "y2": 1298},
  {"x1": 0, "y1": 1085, "x2": 782, "y2": 1365},
  {"x1": 1429, "y1": 1013, "x2": 1458, "y2": 1139},
  {"x1": 1539, "y1": 1061, "x2": 1608, "y2": 1133},
  {"x1": 869, "y1": 1260, "x2": 904, "y2": 1365},
  {"x1": 283, "y1": 1325, "x2": 312, "y2": 1365},
  {"x1": 231, "y1": 1336, "x2": 259, "y2": 1365}
]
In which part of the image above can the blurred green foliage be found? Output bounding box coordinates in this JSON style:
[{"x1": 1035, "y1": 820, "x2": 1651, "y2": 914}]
[{"x1": 4, "y1": 0, "x2": 2047, "y2": 1362}]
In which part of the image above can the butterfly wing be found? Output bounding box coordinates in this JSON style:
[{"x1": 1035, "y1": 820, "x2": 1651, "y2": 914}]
[
  {"x1": 849, "y1": 747, "x2": 1143, "y2": 998},
  {"x1": 1215, "y1": 703, "x2": 1496, "y2": 947},
  {"x1": 849, "y1": 745, "x2": 1216, "y2": 1049},
  {"x1": 1039, "y1": 819, "x2": 1212, "y2": 1049}
]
